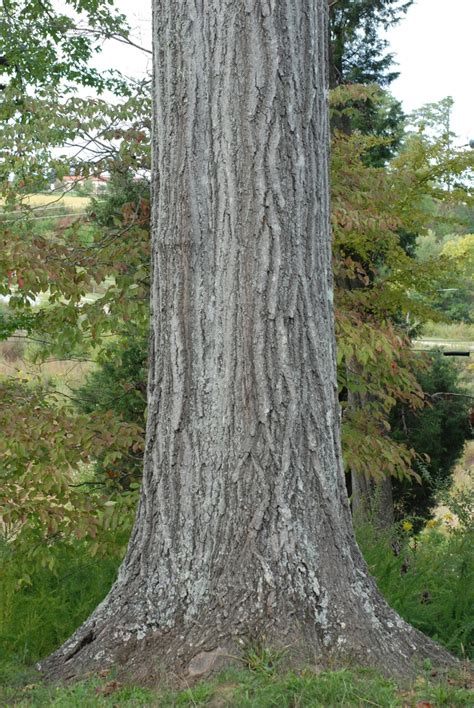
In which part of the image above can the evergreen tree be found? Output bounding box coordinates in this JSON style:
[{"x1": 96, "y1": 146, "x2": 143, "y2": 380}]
[
  {"x1": 328, "y1": 0, "x2": 412, "y2": 162},
  {"x1": 329, "y1": 0, "x2": 414, "y2": 88}
]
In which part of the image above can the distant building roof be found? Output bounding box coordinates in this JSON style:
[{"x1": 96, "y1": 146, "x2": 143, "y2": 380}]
[{"x1": 62, "y1": 174, "x2": 109, "y2": 183}]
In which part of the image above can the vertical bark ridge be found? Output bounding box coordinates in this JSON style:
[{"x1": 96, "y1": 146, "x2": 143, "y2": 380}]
[{"x1": 138, "y1": 0, "x2": 364, "y2": 629}]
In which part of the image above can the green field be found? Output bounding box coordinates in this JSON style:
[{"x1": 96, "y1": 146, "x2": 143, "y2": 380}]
[{"x1": 0, "y1": 193, "x2": 91, "y2": 211}]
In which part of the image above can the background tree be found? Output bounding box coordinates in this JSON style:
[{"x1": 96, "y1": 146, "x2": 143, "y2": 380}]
[
  {"x1": 328, "y1": 0, "x2": 413, "y2": 89},
  {"x1": 328, "y1": 0, "x2": 411, "y2": 152},
  {"x1": 332, "y1": 82, "x2": 474, "y2": 524},
  {"x1": 0, "y1": 0, "x2": 151, "y2": 569},
  {"x1": 390, "y1": 352, "x2": 471, "y2": 525},
  {"x1": 327, "y1": 2, "x2": 415, "y2": 519}
]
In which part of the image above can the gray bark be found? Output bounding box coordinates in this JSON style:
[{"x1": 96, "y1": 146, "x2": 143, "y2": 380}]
[
  {"x1": 347, "y1": 380, "x2": 395, "y2": 530},
  {"x1": 40, "y1": 0, "x2": 453, "y2": 682},
  {"x1": 351, "y1": 468, "x2": 395, "y2": 530}
]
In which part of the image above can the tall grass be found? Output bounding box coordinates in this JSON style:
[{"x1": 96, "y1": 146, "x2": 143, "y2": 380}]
[
  {"x1": 357, "y1": 522, "x2": 474, "y2": 659},
  {"x1": 420, "y1": 320, "x2": 474, "y2": 341},
  {"x1": 0, "y1": 540, "x2": 120, "y2": 667}
]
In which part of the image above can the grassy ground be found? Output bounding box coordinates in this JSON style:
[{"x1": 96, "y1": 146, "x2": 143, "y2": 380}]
[
  {"x1": 0, "y1": 338, "x2": 93, "y2": 392},
  {"x1": 0, "y1": 664, "x2": 472, "y2": 707},
  {"x1": 419, "y1": 321, "x2": 474, "y2": 342},
  {"x1": 1, "y1": 194, "x2": 92, "y2": 210}
]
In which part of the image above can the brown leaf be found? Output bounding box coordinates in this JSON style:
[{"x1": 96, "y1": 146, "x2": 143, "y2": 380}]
[{"x1": 96, "y1": 680, "x2": 122, "y2": 696}]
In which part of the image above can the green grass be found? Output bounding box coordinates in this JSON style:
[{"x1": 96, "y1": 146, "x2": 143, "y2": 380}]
[
  {"x1": 420, "y1": 320, "x2": 474, "y2": 341},
  {"x1": 357, "y1": 522, "x2": 474, "y2": 660},
  {"x1": 0, "y1": 665, "x2": 472, "y2": 707},
  {"x1": 0, "y1": 541, "x2": 121, "y2": 667}
]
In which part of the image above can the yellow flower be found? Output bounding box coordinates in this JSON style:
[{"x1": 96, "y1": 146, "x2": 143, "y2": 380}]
[
  {"x1": 426, "y1": 519, "x2": 438, "y2": 528},
  {"x1": 402, "y1": 520, "x2": 413, "y2": 532}
]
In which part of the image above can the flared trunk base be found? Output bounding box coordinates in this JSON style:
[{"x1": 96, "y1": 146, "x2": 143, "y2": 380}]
[{"x1": 39, "y1": 589, "x2": 457, "y2": 685}]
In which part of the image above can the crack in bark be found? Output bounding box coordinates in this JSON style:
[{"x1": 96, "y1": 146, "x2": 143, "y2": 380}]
[{"x1": 64, "y1": 630, "x2": 95, "y2": 662}]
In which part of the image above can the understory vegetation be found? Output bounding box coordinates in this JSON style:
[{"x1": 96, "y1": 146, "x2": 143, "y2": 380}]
[{"x1": 1, "y1": 481, "x2": 472, "y2": 671}]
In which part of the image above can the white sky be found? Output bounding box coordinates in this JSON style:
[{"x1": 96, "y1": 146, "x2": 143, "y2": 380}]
[
  {"x1": 94, "y1": 0, "x2": 474, "y2": 142},
  {"x1": 386, "y1": 0, "x2": 474, "y2": 143}
]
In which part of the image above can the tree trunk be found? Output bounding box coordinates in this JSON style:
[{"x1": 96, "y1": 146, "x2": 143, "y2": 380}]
[
  {"x1": 40, "y1": 0, "x2": 453, "y2": 682},
  {"x1": 351, "y1": 468, "x2": 395, "y2": 530},
  {"x1": 347, "y1": 379, "x2": 395, "y2": 530}
]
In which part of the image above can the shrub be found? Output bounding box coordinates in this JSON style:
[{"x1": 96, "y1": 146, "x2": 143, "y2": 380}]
[{"x1": 76, "y1": 327, "x2": 147, "y2": 487}]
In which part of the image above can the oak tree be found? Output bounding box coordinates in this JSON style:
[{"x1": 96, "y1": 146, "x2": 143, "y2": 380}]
[{"x1": 39, "y1": 1, "x2": 454, "y2": 681}]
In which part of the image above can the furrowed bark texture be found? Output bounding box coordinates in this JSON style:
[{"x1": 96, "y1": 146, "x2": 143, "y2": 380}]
[{"x1": 41, "y1": 0, "x2": 454, "y2": 682}]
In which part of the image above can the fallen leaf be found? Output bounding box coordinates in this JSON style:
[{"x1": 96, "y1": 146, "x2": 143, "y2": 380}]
[{"x1": 96, "y1": 680, "x2": 122, "y2": 696}]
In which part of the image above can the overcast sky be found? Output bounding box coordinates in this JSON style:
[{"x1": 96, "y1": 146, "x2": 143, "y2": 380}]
[
  {"x1": 94, "y1": 0, "x2": 474, "y2": 142},
  {"x1": 387, "y1": 0, "x2": 474, "y2": 143}
]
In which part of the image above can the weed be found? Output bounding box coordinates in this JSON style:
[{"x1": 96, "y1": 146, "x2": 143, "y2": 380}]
[
  {"x1": 357, "y1": 517, "x2": 474, "y2": 658},
  {"x1": 240, "y1": 638, "x2": 288, "y2": 677}
]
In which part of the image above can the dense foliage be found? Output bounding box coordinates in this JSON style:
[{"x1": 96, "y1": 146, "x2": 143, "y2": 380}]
[
  {"x1": 358, "y1": 485, "x2": 474, "y2": 659},
  {"x1": 390, "y1": 353, "x2": 471, "y2": 522},
  {"x1": 76, "y1": 327, "x2": 148, "y2": 486}
]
